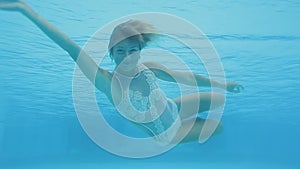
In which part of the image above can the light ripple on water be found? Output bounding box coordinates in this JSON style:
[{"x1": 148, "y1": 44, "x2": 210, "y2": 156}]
[{"x1": 207, "y1": 34, "x2": 300, "y2": 41}]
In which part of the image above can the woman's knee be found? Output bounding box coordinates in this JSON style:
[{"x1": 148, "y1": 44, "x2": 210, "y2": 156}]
[{"x1": 201, "y1": 92, "x2": 225, "y2": 110}]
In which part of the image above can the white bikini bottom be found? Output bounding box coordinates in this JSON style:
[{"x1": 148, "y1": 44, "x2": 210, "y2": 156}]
[{"x1": 140, "y1": 98, "x2": 181, "y2": 145}]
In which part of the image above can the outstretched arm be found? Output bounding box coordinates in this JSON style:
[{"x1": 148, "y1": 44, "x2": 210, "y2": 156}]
[
  {"x1": 144, "y1": 62, "x2": 244, "y2": 93},
  {"x1": 0, "y1": 0, "x2": 112, "y2": 96}
]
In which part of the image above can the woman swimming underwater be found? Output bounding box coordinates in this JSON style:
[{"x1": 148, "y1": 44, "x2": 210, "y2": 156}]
[{"x1": 0, "y1": 0, "x2": 243, "y2": 144}]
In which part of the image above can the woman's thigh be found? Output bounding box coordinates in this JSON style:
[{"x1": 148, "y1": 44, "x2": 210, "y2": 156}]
[{"x1": 172, "y1": 92, "x2": 225, "y2": 119}]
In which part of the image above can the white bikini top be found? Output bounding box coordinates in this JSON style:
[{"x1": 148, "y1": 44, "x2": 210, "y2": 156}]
[
  {"x1": 113, "y1": 64, "x2": 181, "y2": 145},
  {"x1": 113, "y1": 64, "x2": 168, "y2": 123}
]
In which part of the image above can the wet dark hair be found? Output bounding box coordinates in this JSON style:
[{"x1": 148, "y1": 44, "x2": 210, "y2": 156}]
[{"x1": 108, "y1": 20, "x2": 158, "y2": 60}]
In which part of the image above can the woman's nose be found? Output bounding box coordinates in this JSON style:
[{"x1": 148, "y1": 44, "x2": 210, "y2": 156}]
[
  {"x1": 125, "y1": 51, "x2": 130, "y2": 57},
  {"x1": 124, "y1": 51, "x2": 136, "y2": 59}
]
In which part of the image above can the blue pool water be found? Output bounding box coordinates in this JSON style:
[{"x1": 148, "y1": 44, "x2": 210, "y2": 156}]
[{"x1": 1, "y1": 0, "x2": 300, "y2": 168}]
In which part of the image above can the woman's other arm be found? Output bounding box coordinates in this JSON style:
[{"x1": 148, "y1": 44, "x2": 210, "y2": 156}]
[{"x1": 144, "y1": 62, "x2": 244, "y2": 93}]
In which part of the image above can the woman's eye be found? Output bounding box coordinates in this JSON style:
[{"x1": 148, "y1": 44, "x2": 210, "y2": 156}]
[
  {"x1": 129, "y1": 49, "x2": 138, "y2": 53},
  {"x1": 116, "y1": 49, "x2": 124, "y2": 53}
]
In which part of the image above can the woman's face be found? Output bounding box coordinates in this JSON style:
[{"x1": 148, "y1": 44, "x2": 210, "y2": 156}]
[{"x1": 112, "y1": 39, "x2": 141, "y2": 74}]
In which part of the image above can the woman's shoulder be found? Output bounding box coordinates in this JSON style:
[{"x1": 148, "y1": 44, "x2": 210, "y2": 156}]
[
  {"x1": 138, "y1": 63, "x2": 153, "y2": 74},
  {"x1": 142, "y1": 62, "x2": 169, "y2": 75},
  {"x1": 142, "y1": 61, "x2": 159, "y2": 68},
  {"x1": 142, "y1": 62, "x2": 168, "y2": 69}
]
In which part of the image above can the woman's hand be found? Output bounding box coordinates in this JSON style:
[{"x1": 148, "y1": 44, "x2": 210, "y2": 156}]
[
  {"x1": 225, "y1": 81, "x2": 244, "y2": 93},
  {"x1": 0, "y1": 0, "x2": 26, "y2": 11}
]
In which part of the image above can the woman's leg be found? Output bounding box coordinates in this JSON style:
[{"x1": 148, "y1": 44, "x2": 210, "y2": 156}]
[
  {"x1": 172, "y1": 92, "x2": 225, "y2": 119},
  {"x1": 170, "y1": 92, "x2": 225, "y2": 143},
  {"x1": 172, "y1": 117, "x2": 223, "y2": 144}
]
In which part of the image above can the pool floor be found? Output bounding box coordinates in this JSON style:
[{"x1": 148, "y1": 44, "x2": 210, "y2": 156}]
[{"x1": 3, "y1": 162, "x2": 297, "y2": 169}]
